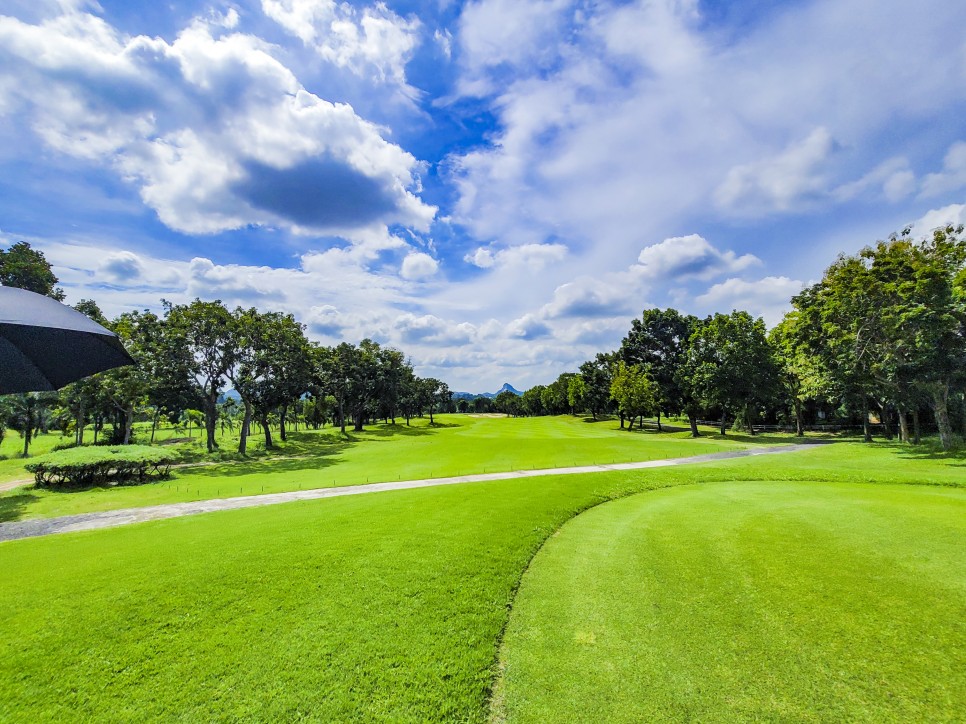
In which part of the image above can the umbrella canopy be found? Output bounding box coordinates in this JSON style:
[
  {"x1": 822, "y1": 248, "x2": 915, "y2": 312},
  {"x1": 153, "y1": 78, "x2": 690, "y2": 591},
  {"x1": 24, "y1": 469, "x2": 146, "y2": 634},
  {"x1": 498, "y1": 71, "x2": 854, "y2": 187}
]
[{"x1": 0, "y1": 286, "x2": 135, "y2": 394}]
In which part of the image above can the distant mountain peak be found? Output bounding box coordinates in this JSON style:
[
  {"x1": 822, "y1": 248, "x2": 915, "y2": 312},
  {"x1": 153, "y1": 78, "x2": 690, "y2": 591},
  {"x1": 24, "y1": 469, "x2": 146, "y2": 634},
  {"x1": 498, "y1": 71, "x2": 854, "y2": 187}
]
[{"x1": 451, "y1": 382, "x2": 524, "y2": 399}]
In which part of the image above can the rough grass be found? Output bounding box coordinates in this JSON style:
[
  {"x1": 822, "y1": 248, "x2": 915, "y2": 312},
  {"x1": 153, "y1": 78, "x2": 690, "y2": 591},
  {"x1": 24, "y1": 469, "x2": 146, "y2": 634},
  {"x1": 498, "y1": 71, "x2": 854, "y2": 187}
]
[
  {"x1": 0, "y1": 414, "x2": 757, "y2": 520},
  {"x1": 0, "y1": 438, "x2": 963, "y2": 722},
  {"x1": 492, "y1": 481, "x2": 966, "y2": 723}
]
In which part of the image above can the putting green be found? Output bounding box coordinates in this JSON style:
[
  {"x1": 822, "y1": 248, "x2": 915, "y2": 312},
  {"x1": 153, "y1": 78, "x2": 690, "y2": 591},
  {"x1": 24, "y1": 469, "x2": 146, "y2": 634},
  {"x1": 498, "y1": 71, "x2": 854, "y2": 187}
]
[{"x1": 493, "y1": 481, "x2": 966, "y2": 723}]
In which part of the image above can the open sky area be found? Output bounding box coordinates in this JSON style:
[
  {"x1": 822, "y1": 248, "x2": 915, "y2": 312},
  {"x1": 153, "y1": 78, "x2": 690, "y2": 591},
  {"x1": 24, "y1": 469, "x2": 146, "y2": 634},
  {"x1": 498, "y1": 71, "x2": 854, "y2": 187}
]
[{"x1": 1, "y1": 0, "x2": 965, "y2": 391}]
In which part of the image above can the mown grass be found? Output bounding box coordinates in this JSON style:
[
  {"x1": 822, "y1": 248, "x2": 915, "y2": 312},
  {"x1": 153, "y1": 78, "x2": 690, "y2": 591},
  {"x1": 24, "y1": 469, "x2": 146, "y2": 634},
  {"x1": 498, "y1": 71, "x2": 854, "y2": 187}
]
[
  {"x1": 492, "y1": 481, "x2": 966, "y2": 723},
  {"x1": 0, "y1": 438, "x2": 963, "y2": 722},
  {"x1": 0, "y1": 414, "x2": 760, "y2": 521}
]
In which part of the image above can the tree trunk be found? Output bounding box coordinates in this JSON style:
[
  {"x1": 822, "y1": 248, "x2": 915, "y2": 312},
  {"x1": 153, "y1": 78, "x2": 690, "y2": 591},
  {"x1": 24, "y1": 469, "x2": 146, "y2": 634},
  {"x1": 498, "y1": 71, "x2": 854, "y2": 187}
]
[
  {"x1": 204, "y1": 392, "x2": 219, "y2": 453},
  {"x1": 261, "y1": 413, "x2": 274, "y2": 449},
  {"x1": 913, "y1": 409, "x2": 921, "y2": 445},
  {"x1": 930, "y1": 384, "x2": 954, "y2": 451},
  {"x1": 353, "y1": 408, "x2": 364, "y2": 432},
  {"x1": 656, "y1": 409, "x2": 662, "y2": 432},
  {"x1": 619, "y1": 411, "x2": 625, "y2": 429},
  {"x1": 688, "y1": 413, "x2": 700, "y2": 438},
  {"x1": 429, "y1": 406, "x2": 435, "y2": 424},
  {"x1": 879, "y1": 403, "x2": 893, "y2": 440},
  {"x1": 238, "y1": 400, "x2": 252, "y2": 454},
  {"x1": 794, "y1": 399, "x2": 804, "y2": 437},
  {"x1": 719, "y1": 413, "x2": 727, "y2": 436},
  {"x1": 123, "y1": 404, "x2": 134, "y2": 445},
  {"x1": 746, "y1": 404, "x2": 755, "y2": 436},
  {"x1": 150, "y1": 410, "x2": 160, "y2": 444},
  {"x1": 897, "y1": 409, "x2": 910, "y2": 444},
  {"x1": 76, "y1": 398, "x2": 85, "y2": 445},
  {"x1": 862, "y1": 399, "x2": 873, "y2": 442},
  {"x1": 280, "y1": 404, "x2": 288, "y2": 442},
  {"x1": 338, "y1": 398, "x2": 346, "y2": 434}
]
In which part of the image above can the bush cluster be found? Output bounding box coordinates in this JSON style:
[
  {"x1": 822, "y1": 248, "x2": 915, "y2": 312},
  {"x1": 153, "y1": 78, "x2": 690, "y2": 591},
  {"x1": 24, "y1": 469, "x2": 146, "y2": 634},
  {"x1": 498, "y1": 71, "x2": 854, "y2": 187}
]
[{"x1": 25, "y1": 446, "x2": 177, "y2": 488}]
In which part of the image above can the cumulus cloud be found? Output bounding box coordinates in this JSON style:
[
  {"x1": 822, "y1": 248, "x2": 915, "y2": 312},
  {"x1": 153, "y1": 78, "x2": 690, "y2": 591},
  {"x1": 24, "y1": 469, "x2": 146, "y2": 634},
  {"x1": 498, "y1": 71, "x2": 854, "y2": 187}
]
[
  {"x1": 100, "y1": 251, "x2": 144, "y2": 281},
  {"x1": 506, "y1": 313, "x2": 550, "y2": 340},
  {"x1": 541, "y1": 277, "x2": 631, "y2": 319},
  {"x1": 909, "y1": 203, "x2": 966, "y2": 236},
  {"x1": 714, "y1": 128, "x2": 836, "y2": 214},
  {"x1": 400, "y1": 251, "x2": 439, "y2": 280},
  {"x1": 633, "y1": 234, "x2": 759, "y2": 281},
  {"x1": 464, "y1": 242, "x2": 567, "y2": 270},
  {"x1": 456, "y1": 0, "x2": 570, "y2": 95},
  {"x1": 261, "y1": 0, "x2": 421, "y2": 87},
  {"x1": 695, "y1": 276, "x2": 804, "y2": 326},
  {"x1": 449, "y1": 0, "x2": 966, "y2": 270},
  {"x1": 393, "y1": 313, "x2": 475, "y2": 344},
  {"x1": 306, "y1": 304, "x2": 345, "y2": 337},
  {"x1": 920, "y1": 141, "x2": 966, "y2": 197},
  {"x1": 833, "y1": 157, "x2": 916, "y2": 203},
  {"x1": 0, "y1": 5, "x2": 435, "y2": 236}
]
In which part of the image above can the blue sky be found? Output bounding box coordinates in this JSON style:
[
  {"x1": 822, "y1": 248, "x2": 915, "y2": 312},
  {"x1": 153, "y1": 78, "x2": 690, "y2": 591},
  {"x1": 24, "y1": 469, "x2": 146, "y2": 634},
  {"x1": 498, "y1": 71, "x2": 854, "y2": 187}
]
[{"x1": 1, "y1": 0, "x2": 965, "y2": 391}]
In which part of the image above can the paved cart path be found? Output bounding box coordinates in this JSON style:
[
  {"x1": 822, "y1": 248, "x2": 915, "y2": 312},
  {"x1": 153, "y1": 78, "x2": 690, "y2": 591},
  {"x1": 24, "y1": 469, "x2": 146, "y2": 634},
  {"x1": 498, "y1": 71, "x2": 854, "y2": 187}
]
[{"x1": 0, "y1": 444, "x2": 818, "y2": 542}]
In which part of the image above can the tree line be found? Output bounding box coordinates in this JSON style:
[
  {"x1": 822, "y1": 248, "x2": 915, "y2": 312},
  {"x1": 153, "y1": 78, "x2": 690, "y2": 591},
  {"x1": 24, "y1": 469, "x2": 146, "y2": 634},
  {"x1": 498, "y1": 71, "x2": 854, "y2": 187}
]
[
  {"x1": 0, "y1": 243, "x2": 453, "y2": 455},
  {"x1": 504, "y1": 226, "x2": 966, "y2": 450},
  {"x1": 2, "y1": 225, "x2": 963, "y2": 452}
]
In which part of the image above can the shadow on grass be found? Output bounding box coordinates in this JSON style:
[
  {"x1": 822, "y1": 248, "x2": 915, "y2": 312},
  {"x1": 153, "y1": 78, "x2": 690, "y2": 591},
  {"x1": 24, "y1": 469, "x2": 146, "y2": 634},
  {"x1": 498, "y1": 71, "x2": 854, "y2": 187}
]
[
  {"x1": 0, "y1": 491, "x2": 39, "y2": 522},
  {"x1": 182, "y1": 422, "x2": 455, "y2": 480},
  {"x1": 885, "y1": 439, "x2": 966, "y2": 466}
]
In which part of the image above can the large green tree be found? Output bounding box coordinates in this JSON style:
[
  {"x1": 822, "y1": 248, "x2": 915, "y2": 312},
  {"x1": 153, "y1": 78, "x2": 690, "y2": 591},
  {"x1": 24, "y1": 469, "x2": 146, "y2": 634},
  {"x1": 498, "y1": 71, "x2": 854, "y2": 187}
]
[
  {"x1": 684, "y1": 311, "x2": 779, "y2": 435},
  {"x1": 231, "y1": 308, "x2": 312, "y2": 452},
  {"x1": 0, "y1": 241, "x2": 65, "y2": 300},
  {"x1": 163, "y1": 300, "x2": 237, "y2": 453},
  {"x1": 621, "y1": 308, "x2": 700, "y2": 432}
]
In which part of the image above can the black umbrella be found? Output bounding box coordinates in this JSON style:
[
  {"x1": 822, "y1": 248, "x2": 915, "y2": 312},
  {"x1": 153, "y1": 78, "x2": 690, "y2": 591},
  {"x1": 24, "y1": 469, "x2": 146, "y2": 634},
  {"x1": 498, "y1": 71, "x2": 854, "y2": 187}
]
[{"x1": 0, "y1": 286, "x2": 135, "y2": 394}]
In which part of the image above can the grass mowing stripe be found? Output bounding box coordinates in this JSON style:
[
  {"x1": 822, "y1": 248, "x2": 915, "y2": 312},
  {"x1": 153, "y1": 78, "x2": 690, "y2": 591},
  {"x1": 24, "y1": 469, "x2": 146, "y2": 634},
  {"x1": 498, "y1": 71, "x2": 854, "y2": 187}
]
[
  {"x1": 0, "y1": 439, "x2": 963, "y2": 722},
  {"x1": 1, "y1": 415, "x2": 757, "y2": 521},
  {"x1": 494, "y1": 481, "x2": 966, "y2": 723}
]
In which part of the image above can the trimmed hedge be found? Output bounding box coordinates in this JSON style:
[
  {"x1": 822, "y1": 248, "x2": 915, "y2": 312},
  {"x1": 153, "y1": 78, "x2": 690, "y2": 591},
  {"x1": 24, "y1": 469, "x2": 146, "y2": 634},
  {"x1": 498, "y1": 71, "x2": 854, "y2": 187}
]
[{"x1": 25, "y1": 446, "x2": 177, "y2": 488}]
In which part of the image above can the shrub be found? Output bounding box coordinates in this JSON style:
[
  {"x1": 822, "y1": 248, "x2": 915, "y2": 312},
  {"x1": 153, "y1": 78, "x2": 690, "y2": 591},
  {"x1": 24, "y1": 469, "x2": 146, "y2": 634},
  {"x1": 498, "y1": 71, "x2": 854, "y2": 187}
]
[{"x1": 25, "y1": 446, "x2": 177, "y2": 488}]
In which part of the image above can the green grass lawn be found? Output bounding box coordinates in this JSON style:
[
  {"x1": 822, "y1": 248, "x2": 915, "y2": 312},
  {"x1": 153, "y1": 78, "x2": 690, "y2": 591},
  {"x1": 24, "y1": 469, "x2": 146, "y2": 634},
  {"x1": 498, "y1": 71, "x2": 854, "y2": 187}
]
[
  {"x1": 0, "y1": 414, "x2": 759, "y2": 521},
  {"x1": 0, "y1": 435, "x2": 963, "y2": 722},
  {"x1": 492, "y1": 481, "x2": 966, "y2": 723}
]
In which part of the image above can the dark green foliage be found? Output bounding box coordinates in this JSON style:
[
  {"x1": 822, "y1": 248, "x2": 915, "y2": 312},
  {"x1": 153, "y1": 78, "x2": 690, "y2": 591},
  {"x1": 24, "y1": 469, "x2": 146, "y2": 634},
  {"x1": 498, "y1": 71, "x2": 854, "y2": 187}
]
[
  {"x1": 0, "y1": 241, "x2": 65, "y2": 300},
  {"x1": 25, "y1": 445, "x2": 176, "y2": 487},
  {"x1": 684, "y1": 311, "x2": 779, "y2": 435}
]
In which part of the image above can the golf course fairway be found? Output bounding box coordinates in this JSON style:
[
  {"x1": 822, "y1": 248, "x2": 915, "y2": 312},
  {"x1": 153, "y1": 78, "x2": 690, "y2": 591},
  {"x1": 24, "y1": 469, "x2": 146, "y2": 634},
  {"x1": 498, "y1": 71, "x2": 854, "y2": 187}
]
[{"x1": 493, "y1": 481, "x2": 966, "y2": 723}]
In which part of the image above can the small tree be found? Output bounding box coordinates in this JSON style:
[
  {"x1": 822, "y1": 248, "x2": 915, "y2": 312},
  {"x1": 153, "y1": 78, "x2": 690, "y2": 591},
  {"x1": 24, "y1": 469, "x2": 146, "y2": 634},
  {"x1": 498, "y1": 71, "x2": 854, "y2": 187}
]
[{"x1": 609, "y1": 361, "x2": 656, "y2": 430}]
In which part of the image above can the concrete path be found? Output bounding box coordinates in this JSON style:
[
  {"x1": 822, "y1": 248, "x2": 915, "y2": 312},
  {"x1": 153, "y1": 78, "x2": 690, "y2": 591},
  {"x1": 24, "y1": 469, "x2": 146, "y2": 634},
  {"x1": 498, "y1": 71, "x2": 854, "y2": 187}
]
[{"x1": 0, "y1": 443, "x2": 817, "y2": 543}]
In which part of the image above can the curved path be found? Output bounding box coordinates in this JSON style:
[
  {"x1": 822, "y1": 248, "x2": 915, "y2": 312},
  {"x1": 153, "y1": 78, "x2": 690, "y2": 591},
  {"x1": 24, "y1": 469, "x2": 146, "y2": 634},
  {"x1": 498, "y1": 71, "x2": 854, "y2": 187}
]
[{"x1": 0, "y1": 443, "x2": 817, "y2": 542}]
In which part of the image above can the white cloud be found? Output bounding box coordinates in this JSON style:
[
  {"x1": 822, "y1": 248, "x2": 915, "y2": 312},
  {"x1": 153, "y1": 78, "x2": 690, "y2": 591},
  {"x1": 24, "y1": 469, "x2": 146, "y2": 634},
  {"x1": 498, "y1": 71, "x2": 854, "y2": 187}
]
[
  {"x1": 833, "y1": 156, "x2": 915, "y2": 203},
  {"x1": 449, "y1": 0, "x2": 966, "y2": 275},
  {"x1": 464, "y1": 242, "x2": 567, "y2": 270},
  {"x1": 541, "y1": 277, "x2": 631, "y2": 319},
  {"x1": 456, "y1": 0, "x2": 570, "y2": 95},
  {"x1": 261, "y1": 0, "x2": 421, "y2": 86},
  {"x1": 714, "y1": 128, "x2": 835, "y2": 214},
  {"x1": 0, "y1": 5, "x2": 435, "y2": 236},
  {"x1": 633, "y1": 234, "x2": 759, "y2": 281},
  {"x1": 434, "y1": 28, "x2": 452, "y2": 59},
  {"x1": 393, "y1": 313, "x2": 474, "y2": 344},
  {"x1": 400, "y1": 251, "x2": 439, "y2": 280},
  {"x1": 695, "y1": 276, "x2": 804, "y2": 326},
  {"x1": 909, "y1": 203, "x2": 966, "y2": 236},
  {"x1": 920, "y1": 141, "x2": 966, "y2": 197},
  {"x1": 506, "y1": 313, "x2": 550, "y2": 340}
]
